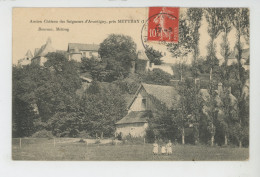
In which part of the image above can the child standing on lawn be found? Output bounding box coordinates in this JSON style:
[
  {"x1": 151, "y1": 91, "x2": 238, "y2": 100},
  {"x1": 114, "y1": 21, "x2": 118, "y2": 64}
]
[
  {"x1": 153, "y1": 141, "x2": 159, "y2": 155},
  {"x1": 161, "y1": 144, "x2": 166, "y2": 155},
  {"x1": 166, "y1": 140, "x2": 172, "y2": 155}
]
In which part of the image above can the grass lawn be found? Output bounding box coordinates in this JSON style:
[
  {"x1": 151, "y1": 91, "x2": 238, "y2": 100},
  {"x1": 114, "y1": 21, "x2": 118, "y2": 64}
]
[{"x1": 12, "y1": 138, "x2": 249, "y2": 161}]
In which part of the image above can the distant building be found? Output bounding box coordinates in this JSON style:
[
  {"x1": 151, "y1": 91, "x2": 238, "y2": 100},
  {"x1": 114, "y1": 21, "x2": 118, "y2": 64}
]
[
  {"x1": 31, "y1": 38, "x2": 56, "y2": 66},
  {"x1": 67, "y1": 43, "x2": 100, "y2": 62},
  {"x1": 135, "y1": 50, "x2": 174, "y2": 75},
  {"x1": 17, "y1": 50, "x2": 33, "y2": 66}
]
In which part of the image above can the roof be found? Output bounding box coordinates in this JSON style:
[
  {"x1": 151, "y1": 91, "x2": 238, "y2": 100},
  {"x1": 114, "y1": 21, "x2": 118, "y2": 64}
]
[
  {"x1": 25, "y1": 50, "x2": 33, "y2": 58},
  {"x1": 115, "y1": 111, "x2": 148, "y2": 125},
  {"x1": 142, "y1": 83, "x2": 179, "y2": 109},
  {"x1": 68, "y1": 43, "x2": 99, "y2": 52},
  {"x1": 137, "y1": 50, "x2": 149, "y2": 61},
  {"x1": 128, "y1": 83, "x2": 179, "y2": 110},
  {"x1": 34, "y1": 38, "x2": 56, "y2": 58}
]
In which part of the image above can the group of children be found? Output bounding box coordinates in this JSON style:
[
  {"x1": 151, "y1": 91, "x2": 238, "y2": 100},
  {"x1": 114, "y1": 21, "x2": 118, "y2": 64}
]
[{"x1": 153, "y1": 140, "x2": 172, "y2": 155}]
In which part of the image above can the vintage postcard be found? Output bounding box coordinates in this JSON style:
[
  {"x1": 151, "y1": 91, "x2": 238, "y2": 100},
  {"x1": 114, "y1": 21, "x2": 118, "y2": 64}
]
[{"x1": 12, "y1": 7, "x2": 249, "y2": 161}]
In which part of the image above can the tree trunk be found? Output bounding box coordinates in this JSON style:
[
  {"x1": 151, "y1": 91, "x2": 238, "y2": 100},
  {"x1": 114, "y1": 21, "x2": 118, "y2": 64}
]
[
  {"x1": 182, "y1": 127, "x2": 185, "y2": 145},
  {"x1": 211, "y1": 135, "x2": 214, "y2": 146},
  {"x1": 210, "y1": 68, "x2": 212, "y2": 81},
  {"x1": 224, "y1": 134, "x2": 228, "y2": 146},
  {"x1": 239, "y1": 141, "x2": 242, "y2": 148},
  {"x1": 211, "y1": 122, "x2": 214, "y2": 146}
]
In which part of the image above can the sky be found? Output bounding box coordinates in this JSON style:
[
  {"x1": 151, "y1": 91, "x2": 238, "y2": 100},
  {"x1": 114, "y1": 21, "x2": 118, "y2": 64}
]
[{"x1": 13, "y1": 8, "x2": 246, "y2": 64}]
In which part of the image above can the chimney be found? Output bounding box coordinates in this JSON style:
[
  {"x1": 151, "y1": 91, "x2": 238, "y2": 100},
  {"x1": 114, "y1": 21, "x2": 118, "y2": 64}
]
[{"x1": 218, "y1": 82, "x2": 223, "y2": 95}]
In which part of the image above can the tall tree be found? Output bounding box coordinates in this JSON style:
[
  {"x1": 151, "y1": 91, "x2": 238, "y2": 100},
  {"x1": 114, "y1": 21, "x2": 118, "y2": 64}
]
[
  {"x1": 167, "y1": 13, "x2": 193, "y2": 144},
  {"x1": 204, "y1": 8, "x2": 224, "y2": 146},
  {"x1": 204, "y1": 8, "x2": 224, "y2": 81},
  {"x1": 217, "y1": 8, "x2": 235, "y2": 145},
  {"x1": 187, "y1": 8, "x2": 203, "y2": 144},
  {"x1": 231, "y1": 8, "x2": 249, "y2": 148}
]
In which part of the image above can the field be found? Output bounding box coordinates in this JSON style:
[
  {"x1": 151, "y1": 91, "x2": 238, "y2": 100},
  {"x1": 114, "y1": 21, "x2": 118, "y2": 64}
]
[{"x1": 12, "y1": 138, "x2": 249, "y2": 161}]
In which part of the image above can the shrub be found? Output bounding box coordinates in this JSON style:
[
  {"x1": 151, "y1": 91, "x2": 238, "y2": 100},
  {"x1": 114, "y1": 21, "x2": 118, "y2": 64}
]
[
  {"x1": 145, "y1": 127, "x2": 155, "y2": 143},
  {"x1": 31, "y1": 130, "x2": 53, "y2": 138},
  {"x1": 123, "y1": 135, "x2": 145, "y2": 145},
  {"x1": 79, "y1": 138, "x2": 85, "y2": 143},
  {"x1": 78, "y1": 131, "x2": 89, "y2": 139}
]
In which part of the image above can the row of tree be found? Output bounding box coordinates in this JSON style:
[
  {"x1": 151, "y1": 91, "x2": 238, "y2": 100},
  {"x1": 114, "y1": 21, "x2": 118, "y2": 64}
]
[{"x1": 146, "y1": 8, "x2": 249, "y2": 147}]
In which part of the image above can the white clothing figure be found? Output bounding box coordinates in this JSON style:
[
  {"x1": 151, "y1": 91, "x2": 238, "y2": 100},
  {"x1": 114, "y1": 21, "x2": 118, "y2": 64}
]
[
  {"x1": 161, "y1": 145, "x2": 166, "y2": 155},
  {"x1": 153, "y1": 142, "x2": 159, "y2": 155},
  {"x1": 166, "y1": 140, "x2": 172, "y2": 155}
]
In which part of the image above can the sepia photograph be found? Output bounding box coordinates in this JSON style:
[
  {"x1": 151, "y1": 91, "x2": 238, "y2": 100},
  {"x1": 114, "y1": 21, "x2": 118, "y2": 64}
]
[{"x1": 12, "y1": 7, "x2": 249, "y2": 161}]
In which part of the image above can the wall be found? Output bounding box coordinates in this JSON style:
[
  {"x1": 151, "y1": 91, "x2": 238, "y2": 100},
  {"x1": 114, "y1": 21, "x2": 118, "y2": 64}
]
[
  {"x1": 69, "y1": 53, "x2": 82, "y2": 62},
  {"x1": 128, "y1": 89, "x2": 148, "y2": 112},
  {"x1": 115, "y1": 122, "x2": 148, "y2": 138},
  {"x1": 81, "y1": 51, "x2": 99, "y2": 58}
]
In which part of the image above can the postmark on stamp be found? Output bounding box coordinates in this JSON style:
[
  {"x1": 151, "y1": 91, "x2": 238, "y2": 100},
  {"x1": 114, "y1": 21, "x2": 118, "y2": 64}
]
[
  {"x1": 147, "y1": 7, "x2": 179, "y2": 43},
  {"x1": 141, "y1": 7, "x2": 179, "y2": 52}
]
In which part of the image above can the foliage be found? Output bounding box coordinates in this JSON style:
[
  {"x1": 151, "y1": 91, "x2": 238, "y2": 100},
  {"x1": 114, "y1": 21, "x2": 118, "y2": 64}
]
[
  {"x1": 145, "y1": 46, "x2": 163, "y2": 65},
  {"x1": 12, "y1": 97, "x2": 36, "y2": 137},
  {"x1": 147, "y1": 110, "x2": 179, "y2": 142},
  {"x1": 98, "y1": 34, "x2": 137, "y2": 81},
  {"x1": 31, "y1": 130, "x2": 53, "y2": 138},
  {"x1": 81, "y1": 82, "x2": 127, "y2": 137},
  {"x1": 141, "y1": 68, "x2": 172, "y2": 85}
]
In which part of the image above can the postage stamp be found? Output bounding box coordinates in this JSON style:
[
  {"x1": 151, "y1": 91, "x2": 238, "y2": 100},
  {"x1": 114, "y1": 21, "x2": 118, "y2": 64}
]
[{"x1": 147, "y1": 7, "x2": 179, "y2": 43}]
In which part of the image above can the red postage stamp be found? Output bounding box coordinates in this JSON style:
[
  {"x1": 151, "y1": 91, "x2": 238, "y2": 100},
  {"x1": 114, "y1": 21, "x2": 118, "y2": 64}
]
[{"x1": 147, "y1": 7, "x2": 179, "y2": 43}]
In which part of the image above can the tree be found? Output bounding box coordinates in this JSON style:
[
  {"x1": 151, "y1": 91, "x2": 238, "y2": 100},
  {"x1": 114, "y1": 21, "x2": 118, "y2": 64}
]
[
  {"x1": 12, "y1": 97, "x2": 36, "y2": 137},
  {"x1": 185, "y1": 8, "x2": 204, "y2": 144},
  {"x1": 187, "y1": 8, "x2": 203, "y2": 78},
  {"x1": 203, "y1": 9, "x2": 225, "y2": 146},
  {"x1": 231, "y1": 8, "x2": 249, "y2": 148},
  {"x1": 81, "y1": 82, "x2": 127, "y2": 137},
  {"x1": 216, "y1": 8, "x2": 235, "y2": 145},
  {"x1": 167, "y1": 13, "x2": 193, "y2": 144},
  {"x1": 13, "y1": 52, "x2": 82, "y2": 137},
  {"x1": 204, "y1": 8, "x2": 224, "y2": 81},
  {"x1": 98, "y1": 34, "x2": 137, "y2": 81},
  {"x1": 145, "y1": 46, "x2": 163, "y2": 65}
]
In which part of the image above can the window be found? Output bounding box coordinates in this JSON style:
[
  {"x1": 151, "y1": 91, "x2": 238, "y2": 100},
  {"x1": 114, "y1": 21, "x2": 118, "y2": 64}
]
[{"x1": 142, "y1": 98, "x2": 147, "y2": 109}]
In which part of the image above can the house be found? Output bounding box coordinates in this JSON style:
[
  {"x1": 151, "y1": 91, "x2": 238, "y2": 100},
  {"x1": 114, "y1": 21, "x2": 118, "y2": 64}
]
[
  {"x1": 31, "y1": 38, "x2": 56, "y2": 66},
  {"x1": 67, "y1": 43, "x2": 100, "y2": 62},
  {"x1": 135, "y1": 50, "x2": 174, "y2": 75},
  {"x1": 115, "y1": 83, "x2": 179, "y2": 138},
  {"x1": 17, "y1": 50, "x2": 33, "y2": 66}
]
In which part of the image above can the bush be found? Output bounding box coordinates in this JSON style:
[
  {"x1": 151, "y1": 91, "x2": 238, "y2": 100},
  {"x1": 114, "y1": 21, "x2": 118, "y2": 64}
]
[
  {"x1": 79, "y1": 138, "x2": 85, "y2": 143},
  {"x1": 145, "y1": 127, "x2": 155, "y2": 143},
  {"x1": 31, "y1": 130, "x2": 53, "y2": 138},
  {"x1": 78, "y1": 131, "x2": 90, "y2": 139},
  {"x1": 123, "y1": 135, "x2": 145, "y2": 145}
]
